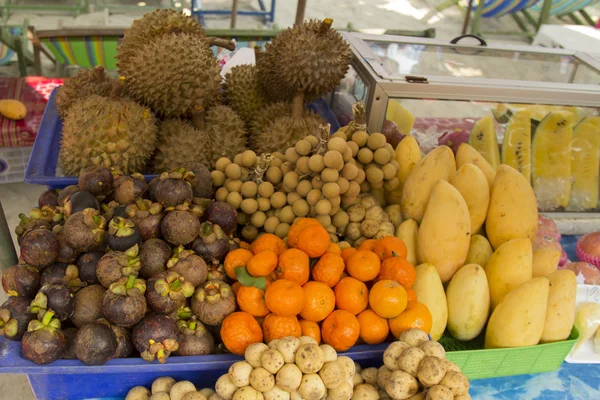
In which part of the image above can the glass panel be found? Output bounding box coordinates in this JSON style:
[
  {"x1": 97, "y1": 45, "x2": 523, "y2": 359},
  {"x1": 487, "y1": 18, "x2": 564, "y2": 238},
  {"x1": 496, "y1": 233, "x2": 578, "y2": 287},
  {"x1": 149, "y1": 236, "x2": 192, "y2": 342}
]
[
  {"x1": 387, "y1": 97, "x2": 600, "y2": 212},
  {"x1": 366, "y1": 40, "x2": 600, "y2": 84},
  {"x1": 330, "y1": 65, "x2": 369, "y2": 127}
]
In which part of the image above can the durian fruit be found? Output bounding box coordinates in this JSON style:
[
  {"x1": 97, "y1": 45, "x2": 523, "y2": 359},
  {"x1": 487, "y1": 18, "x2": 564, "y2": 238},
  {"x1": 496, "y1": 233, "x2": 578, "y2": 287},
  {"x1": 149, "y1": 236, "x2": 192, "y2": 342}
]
[
  {"x1": 59, "y1": 95, "x2": 157, "y2": 175},
  {"x1": 55, "y1": 66, "x2": 117, "y2": 118},
  {"x1": 568, "y1": 117, "x2": 600, "y2": 211},
  {"x1": 256, "y1": 19, "x2": 351, "y2": 103},
  {"x1": 223, "y1": 64, "x2": 269, "y2": 126},
  {"x1": 249, "y1": 101, "x2": 294, "y2": 136},
  {"x1": 469, "y1": 115, "x2": 500, "y2": 170},
  {"x1": 203, "y1": 105, "x2": 248, "y2": 166},
  {"x1": 152, "y1": 119, "x2": 212, "y2": 172},
  {"x1": 118, "y1": 33, "x2": 221, "y2": 119},
  {"x1": 501, "y1": 109, "x2": 532, "y2": 182}
]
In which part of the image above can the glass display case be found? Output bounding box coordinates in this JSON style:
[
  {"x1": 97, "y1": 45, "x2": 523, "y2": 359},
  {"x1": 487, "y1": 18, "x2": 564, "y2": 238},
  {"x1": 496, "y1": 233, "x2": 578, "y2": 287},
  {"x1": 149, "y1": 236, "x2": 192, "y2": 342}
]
[{"x1": 329, "y1": 33, "x2": 600, "y2": 233}]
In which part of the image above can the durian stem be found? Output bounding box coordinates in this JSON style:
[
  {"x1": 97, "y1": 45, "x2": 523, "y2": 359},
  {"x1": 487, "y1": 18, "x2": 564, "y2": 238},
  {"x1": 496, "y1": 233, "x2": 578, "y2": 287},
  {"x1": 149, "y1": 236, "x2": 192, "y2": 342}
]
[
  {"x1": 205, "y1": 37, "x2": 236, "y2": 51},
  {"x1": 353, "y1": 102, "x2": 367, "y2": 130},
  {"x1": 93, "y1": 66, "x2": 105, "y2": 81},
  {"x1": 253, "y1": 46, "x2": 262, "y2": 61},
  {"x1": 291, "y1": 89, "x2": 305, "y2": 120},
  {"x1": 191, "y1": 107, "x2": 206, "y2": 130},
  {"x1": 320, "y1": 19, "x2": 333, "y2": 34}
]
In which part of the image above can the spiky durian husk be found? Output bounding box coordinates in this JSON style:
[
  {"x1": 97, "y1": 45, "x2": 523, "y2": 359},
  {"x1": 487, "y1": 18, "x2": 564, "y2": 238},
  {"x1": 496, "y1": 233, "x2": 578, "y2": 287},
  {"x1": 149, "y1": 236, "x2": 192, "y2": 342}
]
[
  {"x1": 59, "y1": 95, "x2": 157, "y2": 175},
  {"x1": 251, "y1": 113, "x2": 324, "y2": 155},
  {"x1": 55, "y1": 66, "x2": 117, "y2": 119},
  {"x1": 257, "y1": 19, "x2": 351, "y2": 103},
  {"x1": 249, "y1": 102, "x2": 293, "y2": 137},
  {"x1": 205, "y1": 105, "x2": 247, "y2": 166},
  {"x1": 223, "y1": 64, "x2": 269, "y2": 126},
  {"x1": 119, "y1": 33, "x2": 221, "y2": 118},
  {"x1": 117, "y1": 10, "x2": 205, "y2": 67},
  {"x1": 152, "y1": 119, "x2": 212, "y2": 172}
]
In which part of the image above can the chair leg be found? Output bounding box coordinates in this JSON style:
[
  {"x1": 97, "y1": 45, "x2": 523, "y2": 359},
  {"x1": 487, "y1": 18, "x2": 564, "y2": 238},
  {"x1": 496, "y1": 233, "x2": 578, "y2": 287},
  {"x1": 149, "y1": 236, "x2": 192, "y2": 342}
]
[
  {"x1": 461, "y1": 0, "x2": 474, "y2": 35},
  {"x1": 579, "y1": 9, "x2": 596, "y2": 26},
  {"x1": 436, "y1": 0, "x2": 460, "y2": 13},
  {"x1": 510, "y1": 13, "x2": 529, "y2": 33},
  {"x1": 14, "y1": 36, "x2": 27, "y2": 77},
  {"x1": 536, "y1": 0, "x2": 553, "y2": 32},
  {"x1": 471, "y1": 0, "x2": 485, "y2": 36},
  {"x1": 231, "y1": 0, "x2": 239, "y2": 28},
  {"x1": 566, "y1": 12, "x2": 584, "y2": 25}
]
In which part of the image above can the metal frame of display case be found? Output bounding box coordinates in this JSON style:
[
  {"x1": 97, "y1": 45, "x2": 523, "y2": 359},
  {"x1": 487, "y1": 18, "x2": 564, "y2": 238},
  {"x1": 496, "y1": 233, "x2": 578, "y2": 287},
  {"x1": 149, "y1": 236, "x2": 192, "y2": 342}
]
[{"x1": 340, "y1": 32, "x2": 600, "y2": 233}]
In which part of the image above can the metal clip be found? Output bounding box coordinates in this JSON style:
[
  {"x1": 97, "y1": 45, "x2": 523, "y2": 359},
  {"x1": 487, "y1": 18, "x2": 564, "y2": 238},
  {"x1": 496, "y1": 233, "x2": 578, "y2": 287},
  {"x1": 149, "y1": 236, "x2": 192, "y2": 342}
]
[{"x1": 405, "y1": 76, "x2": 428, "y2": 84}]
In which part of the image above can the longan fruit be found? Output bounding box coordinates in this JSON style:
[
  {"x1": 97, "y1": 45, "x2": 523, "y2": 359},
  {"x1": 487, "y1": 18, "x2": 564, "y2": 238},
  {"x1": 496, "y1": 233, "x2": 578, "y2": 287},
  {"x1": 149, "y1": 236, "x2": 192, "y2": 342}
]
[
  {"x1": 374, "y1": 148, "x2": 391, "y2": 165},
  {"x1": 347, "y1": 141, "x2": 359, "y2": 157},
  {"x1": 355, "y1": 169, "x2": 366, "y2": 184},
  {"x1": 279, "y1": 206, "x2": 295, "y2": 224},
  {"x1": 324, "y1": 151, "x2": 344, "y2": 171},
  {"x1": 242, "y1": 225, "x2": 259, "y2": 241},
  {"x1": 238, "y1": 212, "x2": 249, "y2": 225},
  {"x1": 312, "y1": 175, "x2": 324, "y2": 190},
  {"x1": 315, "y1": 199, "x2": 332, "y2": 215},
  {"x1": 225, "y1": 179, "x2": 243, "y2": 193},
  {"x1": 233, "y1": 154, "x2": 243, "y2": 166},
  {"x1": 367, "y1": 133, "x2": 387, "y2": 150},
  {"x1": 361, "y1": 196, "x2": 379, "y2": 210},
  {"x1": 274, "y1": 208, "x2": 281, "y2": 218},
  {"x1": 211, "y1": 170, "x2": 226, "y2": 187},
  {"x1": 352, "y1": 131, "x2": 368, "y2": 147},
  {"x1": 287, "y1": 192, "x2": 301, "y2": 205},
  {"x1": 390, "y1": 159, "x2": 400, "y2": 171},
  {"x1": 258, "y1": 181, "x2": 275, "y2": 198},
  {"x1": 342, "y1": 195, "x2": 359, "y2": 208},
  {"x1": 360, "y1": 181, "x2": 371, "y2": 192},
  {"x1": 266, "y1": 209, "x2": 275, "y2": 218},
  {"x1": 295, "y1": 140, "x2": 312, "y2": 156},
  {"x1": 346, "y1": 181, "x2": 361, "y2": 197},
  {"x1": 264, "y1": 216, "x2": 280, "y2": 233},
  {"x1": 274, "y1": 223, "x2": 291, "y2": 239},
  {"x1": 270, "y1": 192, "x2": 287, "y2": 208},
  {"x1": 341, "y1": 163, "x2": 359, "y2": 181},
  {"x1": 292, "y1": 199, "x2": 310, "y2": 217},
  {"x1": 215, "y1": 157, "x2": 231, "y2": 172},
  {"x1": 332, "y1": 131, "x2": 347, "y2": 141},
  {"x1": 240, "y1": 167, "x2": 250, "y2": 181},
  {"x1": 241, "y1": 150, "x2": 258, "y2": 168},
  {"x1": 329, "y1": 196, "x2": 341, "y2": 208},
  {"x1": 273, "y1": 152, "x2": 286, "y2": 161},
  {"x1": 328, "y1": 137, "x2": 348, "y2": 154},
  {"x1": 240, "y1": 198, "x2": 259, "y2": 214},
  {"x1": 241, "y1": 181, "x2": 258, "y2": 198},
  {"x1": 321, "y1": 168, "x2": 339, "y2": 183},
  {"x1": 322, "y1": 182, "x2": 341, "y2": 199},
  {"x1": 384, "y1": 177, "x2": 401, "y2": 191},
  {"x1": 307, "y1": 189, "x2": 322, "y2": 206},
  {"x1": 333, "y1": 211, "x2": 350, "y2": 228},
  {"x1": 308, "y1": 154, "x2": 325, "y2": 173},
  {"x1": 250, "y1": 211, "x2": 267, "y2": 228},
  {"x1": 296, "y1": 180, "x2": 312, "y2": 197},
  {"x1": 343, "y1": 147, "x2": 353, "y2": 162},
  {"x1": 281, "y1": 161, "x2": 293, "y2": 175},
  {"x1": 357, "y1": 148, "x2": 373, "y2": 164},
  {"x1": 381, "y1": 163, "x2": 397, "y2": 180},
  {"x1": 266, "y1": 167, "x2": 283, "y2": 184},
  {"x1": 306, "y1": 135, "x2": 319, "y2": 149},
  {"x1": 283, "y1": 171, "x2": 299, "y2": 190},
  {"x1": 257, "y1": 197, "x2": 271, "y2": 212},
  {"x1": 316, "y1": 215, "x2": 331, "y2": 227},
  {"x1": 285, "y1": 148, "x2": 300, "y2": 163},
  {"x1": 225, "y1": 163, "x2": 241, "y2": 180},
  {"x1": 370, "y1": 180, "x2": 384, "y2": 190},
  {"x1": 215, "y1": 187, "x2": 229, "y2": 202},
  {"x1": 385, "y1": 143, "x2": 396, "y2": 159},
  {"x1": 271, "y1": 157, "x2": 283, "y2": 168},
  {"x1": 329, "y1": 205, "x2": 341, "y2": 217},
  {"x1": 226, "y1": 191, "x2": 243, "y2": 209},
  {"x1": 337, "y1": 177, "x2": 350, "y2": 194},
  {"x1": 296, "y1": 157, "x2": 311, "y2": 175}
]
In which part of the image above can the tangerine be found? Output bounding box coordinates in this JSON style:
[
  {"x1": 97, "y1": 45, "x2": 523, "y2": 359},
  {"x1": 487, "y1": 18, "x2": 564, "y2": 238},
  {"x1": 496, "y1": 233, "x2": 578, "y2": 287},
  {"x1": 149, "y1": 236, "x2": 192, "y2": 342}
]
[
  {"x1": 265, "y1": 279, "x2": 305, "y2": 317},
  {"x1": 300, "y1": 281, "x2": 335, "y2": 322},
  {"x1": 221, "y1": 312, "x2": 263, "y2": 355},
  {"x1": 388, "y1": 302, "x2": 433, "y2": 338},
  {"x1": 377, "y1": 257, "x2": 416, "y2": 289},
  {"x1": 346, "y1": 250, "x2": 381, "y2": 282},
  {"x1": 237, "y1": 285, "x2": 270, "y2": 317},
  {"x1": 341, "y1": 247, "x2": 357, "y2": 263},
  {"x1": 321, "y1": 310, "x2": 360, "y2": 351},
  {"x1": 357, "y1": 309, "x2": 389, "y2": 345},
  {"x1": 287, "y1": 218, "x2": 321, "y2": 248},
  {"x1": 358, "y1": 239, "x2": 377, "y2": 252},
  {"x1": 312, "y1": 252, "x2": 345, "y2": 287},
  {"x1": 373, "y1": 237, "x2": 407, "y2": 261},
  {"x1": 250, "y1": 233, "x2": 287, "y2": 256},
  {"x1": 299, "y1": 319, "x2": 321, "y2": 344},
  {"x1": 247, "y1": 250, "x2": 278, "y2": 277},
  {"x1": 327, "y1": 242, "x2": 342, "y2": 256},
  {"x1": 369, "y1": 279, "x2": 408, "y2": 319},
  {"x1": 224, "y1": 248, "x2": 253, "y2": 280},
  {"x1": 275, "y1": 248, "x2": 310, "y2": 285},
  {"x1": 334, "y1": 277, "x2": 369, "y2": 315},
  {"x1": 297, "y1": 225, "x2": 331, "y2": 258},
  {"x1": 263, "y1": 313, "x2": 302, "y2": 342},
  {"x1": 406, "y1": 288, "x2": 417, "y2": 306}
]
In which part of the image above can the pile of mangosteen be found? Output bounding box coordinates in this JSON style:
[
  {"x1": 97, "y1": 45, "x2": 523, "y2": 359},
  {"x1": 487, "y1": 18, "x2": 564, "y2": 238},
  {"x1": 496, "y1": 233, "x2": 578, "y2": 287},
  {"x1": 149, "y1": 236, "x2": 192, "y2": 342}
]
[{"x1": 1, "y1": 163, "x2": 240, "y2": 365}]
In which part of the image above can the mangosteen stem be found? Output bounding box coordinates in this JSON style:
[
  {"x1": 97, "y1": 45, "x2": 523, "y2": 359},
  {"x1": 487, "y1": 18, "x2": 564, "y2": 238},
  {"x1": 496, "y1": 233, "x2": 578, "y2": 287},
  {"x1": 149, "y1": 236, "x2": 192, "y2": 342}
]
[
  {"x1": 41, "y1": 310, "x2": 55, "y2": 326},
  {"x1": 203, "y1": 223, "x2": 213, "y2": 236},
  {"x1": 170, "y1": 279, "x2": 183, "y2": 291},
  {"x1": 135, "y1": 198, "x2": 147, "y2": 210},
  {"x1": 18, "y1": 213, "x2": 28, "y2": 223},
  {"x1": 189, "y1": 321, "x2": 196, "y2": 330},
  {"x1": 291, "y1": 89, "x2": 305, "y2": 120},
  {"x1": 178, "y1": 309, "x2": 192, "y2": 320},
  {"x1": 126, "y1": 274, "x2": 136, "y2": 289}
]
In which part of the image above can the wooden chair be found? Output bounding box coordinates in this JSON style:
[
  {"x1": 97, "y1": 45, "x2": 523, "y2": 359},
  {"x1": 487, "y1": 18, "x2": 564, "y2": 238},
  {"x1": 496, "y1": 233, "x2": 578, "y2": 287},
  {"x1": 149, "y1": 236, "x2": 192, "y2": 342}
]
[
  {"x1": 466, "y1": 0, "x2": 552, "y2": 38},
  {"x1": 0, "y1": 19, "x2": 34, "y2": 77},
  {"x1": 191, "y1": 0, "x2": 276, "y2": 27},
  {"x1": 0, "y1": 0, "x2": 89, "y2": 23}
]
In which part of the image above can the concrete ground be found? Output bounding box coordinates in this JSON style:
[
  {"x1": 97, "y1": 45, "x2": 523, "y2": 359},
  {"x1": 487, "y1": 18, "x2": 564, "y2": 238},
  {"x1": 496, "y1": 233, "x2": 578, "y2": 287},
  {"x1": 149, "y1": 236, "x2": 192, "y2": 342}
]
[{"x1": 0, "y1": 0, "x2": 599, "y2": 398}]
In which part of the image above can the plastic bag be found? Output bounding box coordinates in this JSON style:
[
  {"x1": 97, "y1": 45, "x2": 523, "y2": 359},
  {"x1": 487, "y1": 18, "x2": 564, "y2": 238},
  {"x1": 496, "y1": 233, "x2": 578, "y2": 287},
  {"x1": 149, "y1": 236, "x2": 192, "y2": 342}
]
[{"x1": 574, "y1": 302, "x2": 600, "y2": 352}]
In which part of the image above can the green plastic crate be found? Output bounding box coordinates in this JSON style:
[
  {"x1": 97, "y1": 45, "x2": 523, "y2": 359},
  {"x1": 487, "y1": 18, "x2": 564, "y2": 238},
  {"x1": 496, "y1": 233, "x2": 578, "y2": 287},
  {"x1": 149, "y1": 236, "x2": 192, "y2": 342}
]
[{"x1": 439, "y1": 327, "x2": 579, "y2": 380}]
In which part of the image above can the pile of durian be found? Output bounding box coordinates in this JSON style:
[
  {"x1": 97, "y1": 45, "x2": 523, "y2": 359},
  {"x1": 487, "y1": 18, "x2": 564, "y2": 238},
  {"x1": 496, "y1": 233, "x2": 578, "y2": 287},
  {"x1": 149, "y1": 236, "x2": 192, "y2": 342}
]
[{"x1": 55, "y1": 11, "x2": 351, "y2": 177}]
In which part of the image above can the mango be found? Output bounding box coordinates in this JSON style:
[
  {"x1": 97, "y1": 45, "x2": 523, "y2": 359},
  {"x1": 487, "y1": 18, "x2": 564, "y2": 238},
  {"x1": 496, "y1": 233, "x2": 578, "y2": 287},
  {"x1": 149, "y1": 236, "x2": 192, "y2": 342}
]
[
  {"x1": 486, "y1": 164, "x2": 538, "y2": 250},
  {"x1": 0, "y1": 99, "x2": 26, "y2": 120},
  {"x1": 465, "y1": 235, "x2": 493, "y2": 269},
  {"x1": 413, "y1": 263, "x2": 447, "y2": 341},
  {"x1": 485, "y1": 277, "x2": 549, "y2": 349},
  {"x1": 446, "y1": 264, "x2": 490, "y2": 341},
  {"x1": 396, "y1": 135, "x2": 422, "y2": 187},
  {"x1": 540, "y1": 270, "x2": 576, "y2": 343},
  {"x1": 450, "y1": 163, "x2": 490, "y2": 233},
  {"x1": 400, "y1": 145, "x2": 455, "y2": 223},
  {"x1": 485, "y1": 238, "x2": 533, "y2": 310},
  {"x1": 396, "y1": 219, "x2": 418, "y2": 266},
  {"x1": 532, "y1": 235, "x2": 561, "y2": 277},
  {"x1": 456, "y1": 143, "x2": 496, "y2": 188},
  {"x1": 417, "y1": 180, "x2": 470, "y2": 283}
]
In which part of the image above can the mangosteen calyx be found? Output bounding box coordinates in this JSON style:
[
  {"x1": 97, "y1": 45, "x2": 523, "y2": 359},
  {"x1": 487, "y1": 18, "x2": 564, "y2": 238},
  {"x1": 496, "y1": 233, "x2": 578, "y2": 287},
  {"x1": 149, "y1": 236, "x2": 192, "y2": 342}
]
[
  {"x1": 143, "y1": 337, "x2": 179, "y2": 363},
  {"x1": 194, "y1": 280, "x2": 232, "y2": 306},
  {"x1": 166, "y1": 246, "x2": 195, "y2": 269},
  {"x1": 126, "y1": 198, "x2": 163, "y2": 219},
  {"x1": 154, "y1": 271, "x2": 194, "y2": 301},
  {"x1": 107, "y1": 217, "x2": 142, "y2": 251},
  {"x1": 190, "y1": 222, "x2": 229, "y2": 264},
  {"x1": 109, "y1": 275, "x2": 147, "y2": 297},
  {"x1": 28, "y1": 292, "x2": 49, "y2": 319},
  {"x1": 132, "y1": 314, "x2": 179, "y2": 363},
  {"x1": 0, "y1": 309, "x2": 19, "y2": 339},
  {"x1": 177, "y1": 316, "x2": 208, "y2": 338},
  {"x1": 207, "y1": 263, "x2": 226, "y2": 282},
  {"x1": 40, "y1": 263, "x2": 83, "y2": 288},
  {"x1": 175, "y1": 305, "x2": 193, "y2": 321}
]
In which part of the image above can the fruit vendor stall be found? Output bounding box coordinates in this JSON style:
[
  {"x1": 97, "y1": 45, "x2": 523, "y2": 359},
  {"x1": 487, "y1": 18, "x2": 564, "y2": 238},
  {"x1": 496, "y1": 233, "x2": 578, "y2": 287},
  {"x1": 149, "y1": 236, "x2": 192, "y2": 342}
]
[{"x1": 1, "y1": 9, "x2": 600, "y2": 400}]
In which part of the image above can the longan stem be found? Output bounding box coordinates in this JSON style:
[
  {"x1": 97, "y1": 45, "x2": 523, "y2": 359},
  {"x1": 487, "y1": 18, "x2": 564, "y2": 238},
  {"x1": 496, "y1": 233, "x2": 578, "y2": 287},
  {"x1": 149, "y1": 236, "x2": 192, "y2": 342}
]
[{"x1": 291, "y1": 89, "x2": 305, "y2": 120}]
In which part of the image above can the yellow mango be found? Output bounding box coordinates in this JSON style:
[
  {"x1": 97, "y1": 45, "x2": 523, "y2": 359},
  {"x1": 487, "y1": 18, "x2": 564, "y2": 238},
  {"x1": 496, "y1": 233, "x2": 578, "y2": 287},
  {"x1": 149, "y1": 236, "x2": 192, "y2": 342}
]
[
  {"x1": 413, "y1": 263, "x2": 447, "y2": 341},
  {"x1": 456, "y1": 143, "x2": 496, "y2": 188},
  {"x1": 396, "y1": 219, "x2": 418, "y2": 266},
  {"x1": 540, "y1": 270, "x2": 576, "y2": 343},
  {"x1": 485, "y1": 238, "x2": 533, "y2": 310},
  {"x1": 486, "y1": 164, "x2": 538, "y2": 250},
  {"x1": 465, "y1": 234, "x2": 493, "y2": 269},
  {"x1": 485, "y1": 277, "x2": 550, "y2": 349},
  {"x1": 531, "y1": 236, "x2": 561, "y2": 277},
  {"x1": 417, "y1": 180, "x2": 471, "y2": 283},
  {"x1": 446, "y1": 264, "x2": 490, "y2": 341},
  {"x1": 396, "y1": 135, "x2": 422, "y2": 186},
  {"x1": 450, "y1": 163, "x2": 490, "y2": 233},
  {"x1": 0, "y1": 99, "x2": 27, "y2": 120},
  {"x1": 400, "y1": 145, "x2": 455, "y2": 223}
]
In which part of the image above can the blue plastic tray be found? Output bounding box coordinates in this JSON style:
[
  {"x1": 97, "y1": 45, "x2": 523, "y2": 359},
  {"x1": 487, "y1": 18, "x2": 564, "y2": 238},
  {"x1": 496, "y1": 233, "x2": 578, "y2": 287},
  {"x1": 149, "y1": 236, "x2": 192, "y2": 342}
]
[{"x1": 24, "y1": 88, "x2": 341, "y2": 189}]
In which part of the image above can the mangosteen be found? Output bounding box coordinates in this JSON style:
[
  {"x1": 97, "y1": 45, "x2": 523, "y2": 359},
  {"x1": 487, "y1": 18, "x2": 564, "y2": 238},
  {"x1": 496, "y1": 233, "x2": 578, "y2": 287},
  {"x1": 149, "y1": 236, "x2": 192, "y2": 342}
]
[
  {"x1": 113, "y1": 172, "x2": 147, "y2": 205},
  {"x1": 73, "y1": 322, "x2": 117, "y2": 365},
  {"x1": 139, "y1": 238, "x2": 171, "y2": 279},
  {"x1": 64, "y1": 191, "x2": 101, "y2": 217},
  {"x1": 153, "y1": 169, "x2": 195, "y2": 207},
  {"x1": 39, "y1": 189, "x2": 59, "y2": 208},
  {"x1": 77, "y1": 252, "x2": 103, "y2": 285},
  {"x1": 62, "y1": 209, "x2": 106, "y2": 252},
  {"x1": 102, "y1": 275, "x2": 147, "y2": 328},
  {"x1": 0, "y1": 297, "x2": 36, "y2": 340},
  {"x1": 20, "y1": 229, "x2": 59, "y2": 268},
  {"x1": 207, "y1": 264, "x2": 227, "y2": 282},
  {"x1": 21, "y1": 310, "x2": 66, "y2": 364},
  {"x1": 71, "y1": 285, "x2": 105, "y2": 328},
  {"x1": 146, "y1": 271, "x2": 194, "y2": 315},
  {"x1": 106, "y1": 217, "x2": 142, "y2": 251},
  {"x1": 2, "y1": 264, "x2": 40, "y2": 298},
  {"x1": 36, "y1": 283, "x2": 76, "y2": 321},
  {"x1": 125, "y1": 199, "x2": 164, "y2": 241},
  {"x1": 78, "y1": 166, "x2": 114, "y2": 197},
  {"x1": 167, "y1": 246, "x2": 208, "y2": 288},
  {"x1": 190, "y1": 222, "x2": 229, "y2": 265},
  {"x1": 40, "y1": 263, "x2": 81, "y2": 287},
  {"x1": 132, "y1": 314, "x2": 179, "y2": 363},
  {"x1": 16, "y1": 207, "x2": 64, "y2": 242},
  {"x1": 203, "y1": 201, "x2": 238, "y2": 236},
  {"x1": 96, "y1": 319, "x2": 134, "y2": 358},
  {"x1": 184, "y1": 162, "x2": 213, "y2": 198},
  {"x1": 191, "y1": 280, "x2": 236, "y2": 326},
  {"x1": 15, "y1": 217, "x2": 51, "y2": 244},
  {"x1": 161, "y1": 210, "x2": 200, "y2": 246},
  {"x1": 57, "y1": 185, "x2": 80, "y2": 207},
  {"x1": 62, "y1": 327, "x2": 78, "y2": 359},
  {"x1": 55, "y1": 229, "x2": 80, "y2": 264},
  {"x1": 96, "y1": 245, "x2": 141, "y2": 288},
  {"x1": 102, "y1": 200, "x2": 128, "y2": 221},
  {"x1": 176, "y1": 317, "x2": 215, "y2": 356}
]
